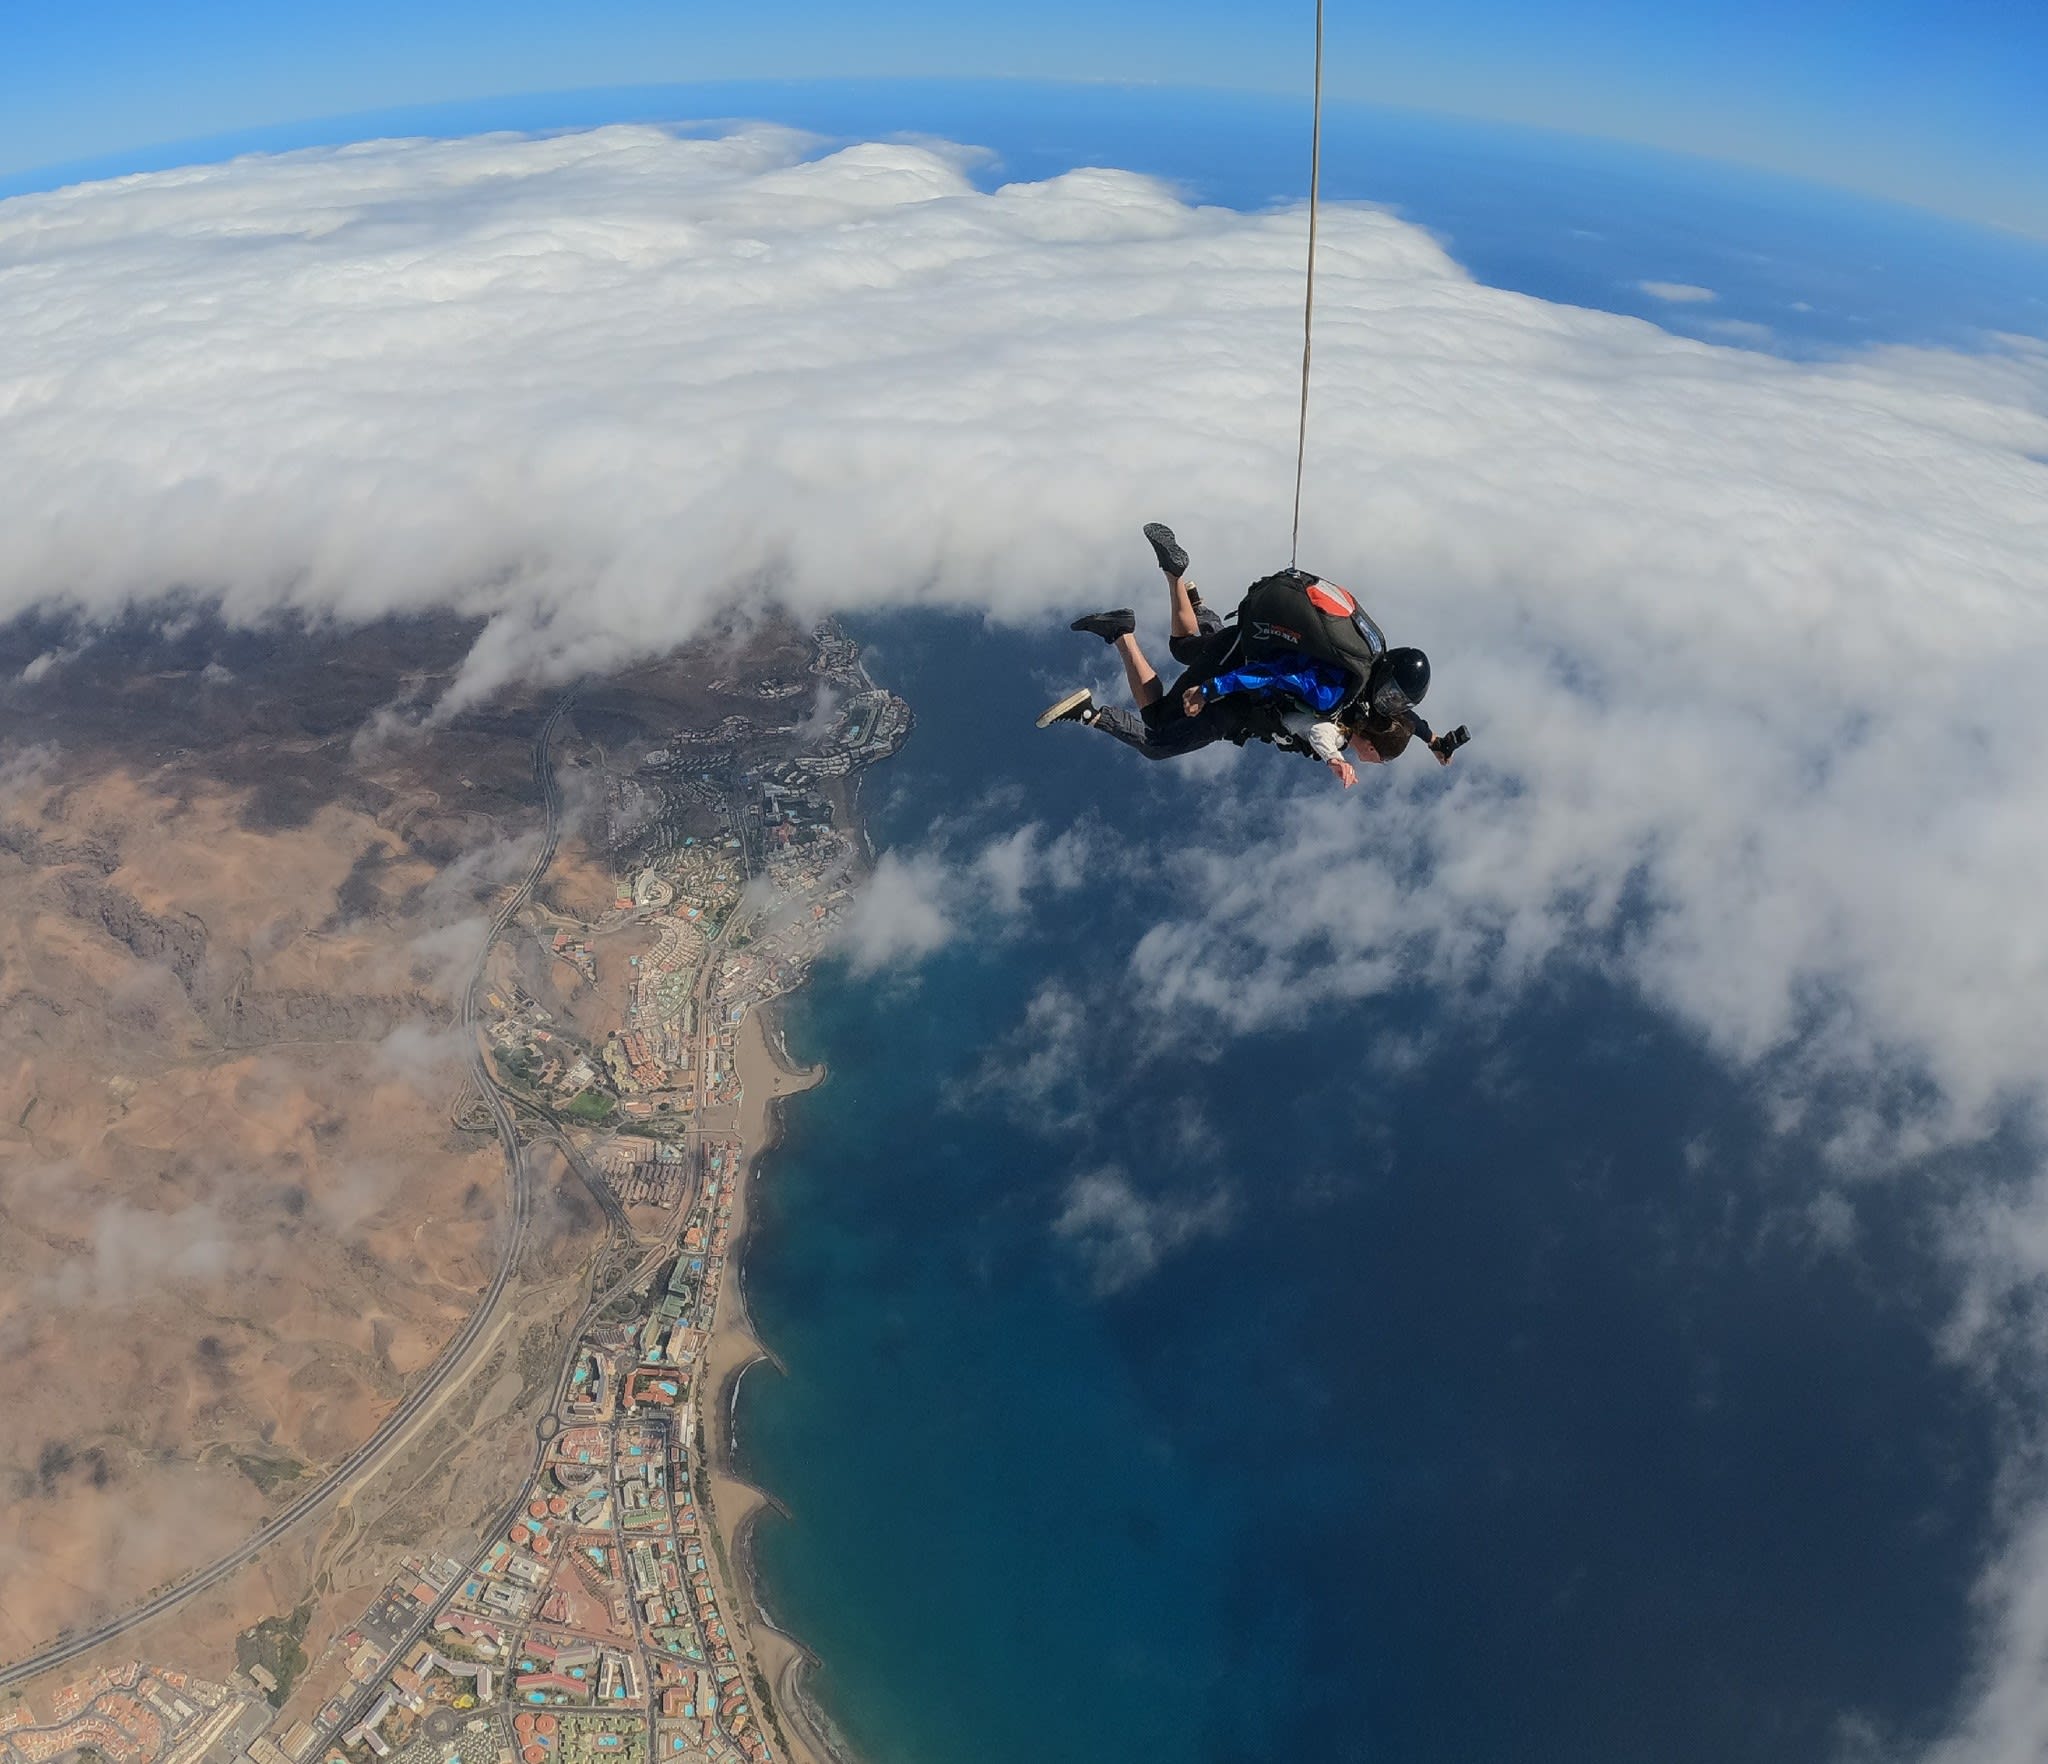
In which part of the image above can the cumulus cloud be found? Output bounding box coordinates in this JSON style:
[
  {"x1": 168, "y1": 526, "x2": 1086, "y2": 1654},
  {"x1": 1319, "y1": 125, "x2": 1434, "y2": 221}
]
[
  {"x1": 835, "y1": 822, "x2": 1092, "y2": 972},
  {"x1": 414, "y1": 825, "x2": 543, "y2": 926},
  {"x1": 835, "y1": 850, "x2": 960, "y2": 973},
  {"x1": 2, "y1": 122, "x2": 2048, "y2": 1746},
  {"x1": 971, "y1": 822, "x2": 1091, "y2": 917},
  {"x1": 312, "y1": 1160, "x2": 411, "y2": 1235},
  {"x1": 1053, "y1": 1165, "x2": 1233, "y2": 1295},
  {"x1": 4, "y1": 123, "x2": 1328, "y2": 705},
  {"x1": 1638, "y1": 279, "x2": 1719, "y2": 302},
  {"x1": 1922, "y1": 1491, "x2": 2048, "y2": 1764}
]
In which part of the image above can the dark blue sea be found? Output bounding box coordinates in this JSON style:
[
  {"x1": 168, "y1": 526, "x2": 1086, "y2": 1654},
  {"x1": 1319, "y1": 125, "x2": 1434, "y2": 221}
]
[{"x1": 739, "y1": 608, "x2": 2002, "y2": 1764}]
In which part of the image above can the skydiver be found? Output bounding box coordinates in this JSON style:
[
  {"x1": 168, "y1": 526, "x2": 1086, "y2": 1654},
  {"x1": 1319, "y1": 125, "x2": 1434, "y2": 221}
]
[{"x1": 1037, "y1": 523, "x2": 1463, "y2": 784}]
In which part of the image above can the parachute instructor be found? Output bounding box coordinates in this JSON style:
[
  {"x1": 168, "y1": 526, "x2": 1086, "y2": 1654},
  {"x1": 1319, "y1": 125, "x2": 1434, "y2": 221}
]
[
  {"x1": 1039, "y1": 522, "x2": 1468, "y2": 782},
  {"x1": 1179, "y1": 643, "x2": 1454, "y2": 765}
]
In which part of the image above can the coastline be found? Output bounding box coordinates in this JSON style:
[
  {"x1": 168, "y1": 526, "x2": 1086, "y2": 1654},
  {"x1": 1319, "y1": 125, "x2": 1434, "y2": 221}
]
[
  {"x1": 0, "y1": 631, "x2": 912, "y2": 1764},
  {"x1": 703, "y1": 1000, "x2": 861, "y2": 1764}
]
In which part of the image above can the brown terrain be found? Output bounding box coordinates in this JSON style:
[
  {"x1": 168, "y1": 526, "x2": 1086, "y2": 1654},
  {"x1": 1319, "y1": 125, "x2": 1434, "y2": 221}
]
[{"x1": 0, "y1": 609, "x2": 810, "y2": 1693}]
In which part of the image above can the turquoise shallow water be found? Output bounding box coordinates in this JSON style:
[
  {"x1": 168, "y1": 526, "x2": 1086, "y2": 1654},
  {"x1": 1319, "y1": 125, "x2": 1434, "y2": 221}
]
[{"x1": 734, "y1": 616, "x2": 2002, "y2": 1764}]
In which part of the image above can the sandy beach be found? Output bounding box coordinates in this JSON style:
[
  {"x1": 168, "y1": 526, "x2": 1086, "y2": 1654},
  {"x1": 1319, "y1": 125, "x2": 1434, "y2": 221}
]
[{"x1": 699, "y1": 1003, "x2": 859, "y2": 1764}]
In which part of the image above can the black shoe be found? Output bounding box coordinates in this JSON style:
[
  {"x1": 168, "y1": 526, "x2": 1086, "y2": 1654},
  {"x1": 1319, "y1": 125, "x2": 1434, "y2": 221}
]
[
  {"x1": 1037, "y1": 688, "x2": 1095, "y2": 728},
  {"x1": 1070, "y1": 609, "x2": 1136, "y2": 643},
  {"x1": 1143, "y1": 522, "x2": 1189, "y2": 578}
]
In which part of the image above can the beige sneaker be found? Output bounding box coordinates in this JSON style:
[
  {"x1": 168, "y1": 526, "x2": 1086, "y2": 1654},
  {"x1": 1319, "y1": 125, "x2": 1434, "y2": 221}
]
[{"x1": 1036, "y1": 688, "x2": 1094, "y2": 729}]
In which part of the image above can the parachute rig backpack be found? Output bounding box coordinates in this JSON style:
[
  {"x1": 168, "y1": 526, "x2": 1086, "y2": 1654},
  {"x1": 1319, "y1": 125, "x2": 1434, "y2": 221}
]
[{"x1": 1233, "y1": 568, "x2": 1387, "y2": 712}]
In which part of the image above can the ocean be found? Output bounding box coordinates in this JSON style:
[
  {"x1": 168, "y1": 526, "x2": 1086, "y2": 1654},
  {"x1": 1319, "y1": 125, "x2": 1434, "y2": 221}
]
[{"x1": 736, "y1": 614, "x2": 2000, "y2": 1764}]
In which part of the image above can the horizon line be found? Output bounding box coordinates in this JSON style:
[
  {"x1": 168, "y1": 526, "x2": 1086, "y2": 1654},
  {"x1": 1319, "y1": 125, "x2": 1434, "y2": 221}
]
[{"x1": 3, "y1": 73, "x2": 2045, "y2": 251}]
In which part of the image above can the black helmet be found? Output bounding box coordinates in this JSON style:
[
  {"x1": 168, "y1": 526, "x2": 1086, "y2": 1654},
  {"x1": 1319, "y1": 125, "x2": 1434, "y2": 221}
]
[
  {"x1": 1368, "y1": 647, "x2": 1430, "y2": 718},
  {"x1": 1387, "y1": 648, "x2": 1430, "y2": 702}
]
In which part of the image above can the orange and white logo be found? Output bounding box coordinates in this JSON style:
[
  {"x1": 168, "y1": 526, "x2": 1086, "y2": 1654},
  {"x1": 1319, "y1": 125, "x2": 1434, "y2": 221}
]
[{"x1": 1305, "y1": 580, "x2": 1356, "y2": 617}]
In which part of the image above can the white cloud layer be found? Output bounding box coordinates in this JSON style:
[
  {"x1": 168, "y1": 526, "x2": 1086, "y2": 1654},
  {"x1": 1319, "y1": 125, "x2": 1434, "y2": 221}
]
[{"x1": 4, "y1": 122, "x2": 2048, "y2": 1752}]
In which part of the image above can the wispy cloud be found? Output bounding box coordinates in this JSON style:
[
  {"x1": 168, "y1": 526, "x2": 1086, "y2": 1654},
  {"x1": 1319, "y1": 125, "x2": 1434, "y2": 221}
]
[
  {"x1": 835, "y1": 822, "x2": 1093, "y2": 973},
  {"x1": 1053, "y1": 1165, "x2": 1233, "y2": 1295},
  {"x1": 33, "y1": 1201, "x2": 241, "y2": 1309},
  {"x1": 958, "y1": 978, "x2": 1095, "y2": 1128},
  {"x1": 1638, "y1": 279, "x2": 1720, "y2": 302}
]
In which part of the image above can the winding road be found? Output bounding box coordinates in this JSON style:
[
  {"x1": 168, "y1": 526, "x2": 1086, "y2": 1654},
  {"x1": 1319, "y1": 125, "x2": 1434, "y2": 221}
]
[{"x1": 0, "y1": 695, "x2": 576, "y2": 1692}]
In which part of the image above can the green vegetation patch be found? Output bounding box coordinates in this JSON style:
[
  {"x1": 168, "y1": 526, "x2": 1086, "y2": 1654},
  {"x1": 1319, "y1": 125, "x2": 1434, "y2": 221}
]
[
  {"x1": 231, "y1": 1448, "x2": 309, "y2": 1496},
  {"x1": 237, "y1": 1598, "x2": 315, "y2": 1706},
  {"x1": 562, "y1": 1089, "x2": 617, "y2": 1123},
  {"x1": 618, "y1": 1116, "x2": 688, "y2": 1141},
  {"x1": 750, "y1": 1668, "x2": 788, "y2": 1750},
  {"x1": 492, "y1": 1044, "x2": 536, "y2": 1085}
]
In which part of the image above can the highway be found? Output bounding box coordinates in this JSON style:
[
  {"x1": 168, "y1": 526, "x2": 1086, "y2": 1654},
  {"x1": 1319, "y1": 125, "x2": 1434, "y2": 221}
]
[{"x1": 0, "y1": 694, "x2": 576, "y2": 1693}]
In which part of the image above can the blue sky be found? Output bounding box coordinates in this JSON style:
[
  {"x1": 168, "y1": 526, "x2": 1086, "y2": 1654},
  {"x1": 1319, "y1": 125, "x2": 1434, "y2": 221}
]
[{"x1": 1, "y1": 0, "x2": 2045, "y2": 236}]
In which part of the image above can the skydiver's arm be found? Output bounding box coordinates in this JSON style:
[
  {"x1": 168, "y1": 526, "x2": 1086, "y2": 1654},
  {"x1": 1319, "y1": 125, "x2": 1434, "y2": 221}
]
[
  {"x1": 1397, "y1": 708, "x2": 1466, "y2": 765},
  {"x1": 1281, "y1": 710, "x2": 1358, "y2": 788},
  {"x1": 1183, "y1": 659, "x2": 1348, "y2": 720},
  {"x1": 1182, "y1": 663, "x2": 1268, "y2": 715}
]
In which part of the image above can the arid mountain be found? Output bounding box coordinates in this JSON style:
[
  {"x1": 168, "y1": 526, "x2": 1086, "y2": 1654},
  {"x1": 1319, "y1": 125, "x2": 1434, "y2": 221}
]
[{"x1": 0, "y1": 609, "x2": 813, "y2": 1671}]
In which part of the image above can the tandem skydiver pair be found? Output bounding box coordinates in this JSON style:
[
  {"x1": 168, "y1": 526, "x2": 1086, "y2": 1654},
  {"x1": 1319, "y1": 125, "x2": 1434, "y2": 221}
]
[{"x1": 1038, "y1": 523, "x2": 1468, "y2": 788}]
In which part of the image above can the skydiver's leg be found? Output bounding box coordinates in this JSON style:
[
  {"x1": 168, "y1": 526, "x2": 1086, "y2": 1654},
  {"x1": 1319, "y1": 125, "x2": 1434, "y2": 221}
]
[
  {"x1": 1088, "y1": 703, "x2": 1227, "y2": 761},
  {"x1": 1113, "y1": 632, "x2": 1163, "y2": 709},
  {"x1": 1086, "y1": 705, "x2": 1170, "y2": 756},
  {"x1": 1061, "y1": 608, "x2": 1165, "y2": 713},
  {"x1": 1148, "y1": 617, "x2": 1240, "y2": 731},
  {"x1": 1166, "y1": 612, "x2": 1231, "y2": 673},
  {"x1": 1069, "y1": 606, "x2": 1154, "y2": 707},
  {"x1": 1144, "y1": 522, "x2": 1205, "y2": 644}
]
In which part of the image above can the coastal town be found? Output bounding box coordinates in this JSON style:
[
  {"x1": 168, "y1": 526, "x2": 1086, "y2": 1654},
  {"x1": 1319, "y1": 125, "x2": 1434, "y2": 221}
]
[
  {"x1": 0, "y1": 1664, "x2": 273, "y2": 1764},
  {"x1": 484, "y1": 646, "x2": 904, "y2": 1144},
  {"x1": 1, "y1": 624, "x2": 904, "y2": 1764}
]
